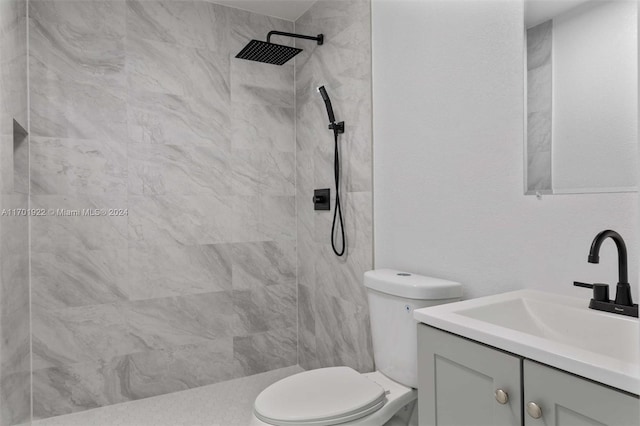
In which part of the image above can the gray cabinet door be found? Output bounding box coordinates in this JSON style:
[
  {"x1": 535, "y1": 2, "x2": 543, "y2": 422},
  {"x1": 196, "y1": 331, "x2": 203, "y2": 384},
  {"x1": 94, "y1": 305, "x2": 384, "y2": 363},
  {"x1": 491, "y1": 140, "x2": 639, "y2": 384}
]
[
  {"x1": 418, "y1": 324, "x2": 522, "y2": 426},
  {"x1": 524, "y1": 360, "x2": 640, "y2": 426}
]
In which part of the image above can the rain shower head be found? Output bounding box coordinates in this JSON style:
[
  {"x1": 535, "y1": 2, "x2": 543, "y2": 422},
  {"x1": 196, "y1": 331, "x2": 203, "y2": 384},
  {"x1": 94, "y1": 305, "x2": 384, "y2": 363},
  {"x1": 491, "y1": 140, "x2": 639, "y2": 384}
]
[
  {"x1": 236, "y1": 40, "x2": 302, "y2": 65},
  {"x1": 235, "y1": 31, "x2": 323, "y2": 65}
]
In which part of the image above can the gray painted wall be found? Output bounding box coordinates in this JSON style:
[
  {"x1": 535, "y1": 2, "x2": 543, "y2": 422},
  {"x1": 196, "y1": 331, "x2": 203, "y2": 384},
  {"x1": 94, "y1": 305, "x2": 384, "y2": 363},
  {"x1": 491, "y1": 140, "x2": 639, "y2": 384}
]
[
  {"x1": 29, "y1": 0, "x2": 297, "y2": 418},
  {"x1": 373, "y1": 0, "x2": 637, "y2": 301},
  {"x1": 0, "y1": 0, "x2": 30, "y2": 424}
]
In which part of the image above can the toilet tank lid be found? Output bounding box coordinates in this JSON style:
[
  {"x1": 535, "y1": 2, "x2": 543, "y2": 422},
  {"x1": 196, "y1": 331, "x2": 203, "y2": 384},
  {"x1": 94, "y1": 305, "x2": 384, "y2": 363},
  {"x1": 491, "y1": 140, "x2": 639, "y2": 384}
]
[{"x1": 364, "y1": 269, "x2": 462, "y2": 300}]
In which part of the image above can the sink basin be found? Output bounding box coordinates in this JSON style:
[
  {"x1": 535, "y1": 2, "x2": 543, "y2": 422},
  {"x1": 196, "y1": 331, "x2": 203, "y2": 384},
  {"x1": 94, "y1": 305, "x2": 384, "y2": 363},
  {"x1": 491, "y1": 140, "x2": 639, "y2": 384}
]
[
  {"x1": 457, "y1": 297, "x2": 639, "y2": 364},
  {"x1": 414, "y1": 290, "x2": 640, "y2": 394}
]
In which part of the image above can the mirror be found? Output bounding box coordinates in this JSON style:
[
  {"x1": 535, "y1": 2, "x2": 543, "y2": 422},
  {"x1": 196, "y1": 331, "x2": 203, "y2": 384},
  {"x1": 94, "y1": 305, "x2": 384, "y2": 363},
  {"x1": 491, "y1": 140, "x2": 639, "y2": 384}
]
[{"x1": 525, "y1": 0, "x2": 638, "y2": 195}]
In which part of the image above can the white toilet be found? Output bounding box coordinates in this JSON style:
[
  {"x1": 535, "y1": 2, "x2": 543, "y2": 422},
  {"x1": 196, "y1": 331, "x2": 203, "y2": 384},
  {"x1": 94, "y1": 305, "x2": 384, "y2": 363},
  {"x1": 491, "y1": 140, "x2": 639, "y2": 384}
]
[{"x1": 252, "y1": 269, "x2": 462, "y2": 426}]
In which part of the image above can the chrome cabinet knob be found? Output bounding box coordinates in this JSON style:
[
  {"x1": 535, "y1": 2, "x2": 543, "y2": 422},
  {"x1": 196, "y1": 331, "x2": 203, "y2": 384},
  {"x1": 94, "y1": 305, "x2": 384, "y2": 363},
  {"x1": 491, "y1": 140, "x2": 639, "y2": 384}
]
[
  {"x1": 527, "y1": 402, "x2": 543, "y2": 419},
  {"x1": 494, "y1": 389, "x2": 509, "y2": 405}
]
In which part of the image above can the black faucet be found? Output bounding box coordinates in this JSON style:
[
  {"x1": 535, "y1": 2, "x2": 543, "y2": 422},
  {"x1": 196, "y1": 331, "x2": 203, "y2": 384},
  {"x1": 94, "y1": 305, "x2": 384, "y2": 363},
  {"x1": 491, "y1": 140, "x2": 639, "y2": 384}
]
[{"x1": 574, "y1": 230, "x2": 638, "y2": 317}]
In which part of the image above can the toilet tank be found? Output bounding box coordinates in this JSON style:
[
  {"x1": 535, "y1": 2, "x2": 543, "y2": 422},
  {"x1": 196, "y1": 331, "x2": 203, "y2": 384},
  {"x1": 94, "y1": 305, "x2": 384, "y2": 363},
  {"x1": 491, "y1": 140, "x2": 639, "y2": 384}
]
[{"x1": 364, "y1": 269, "x2": 462, "y2": 388}]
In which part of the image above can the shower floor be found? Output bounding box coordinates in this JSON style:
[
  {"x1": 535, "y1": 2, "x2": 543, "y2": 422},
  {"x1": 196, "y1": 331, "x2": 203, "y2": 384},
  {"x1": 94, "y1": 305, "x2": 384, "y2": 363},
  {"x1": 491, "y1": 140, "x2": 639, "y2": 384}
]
[{"x1": 33, "y1": 365, "x2": 304, "y2": 426}]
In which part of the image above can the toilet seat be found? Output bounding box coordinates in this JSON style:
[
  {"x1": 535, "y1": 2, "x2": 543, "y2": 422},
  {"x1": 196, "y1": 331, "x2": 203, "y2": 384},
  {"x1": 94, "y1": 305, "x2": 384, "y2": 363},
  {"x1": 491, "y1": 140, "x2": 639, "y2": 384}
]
[{"x1": 254, "y1": 367, "x2": 387, "y2": 426}]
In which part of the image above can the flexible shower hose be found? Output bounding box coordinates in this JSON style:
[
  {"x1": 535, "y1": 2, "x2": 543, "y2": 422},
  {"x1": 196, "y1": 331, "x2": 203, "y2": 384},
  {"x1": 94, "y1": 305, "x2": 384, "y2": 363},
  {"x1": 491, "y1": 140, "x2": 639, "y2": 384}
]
[{"x1": 332, "y1": 129, "x2": 345, "y2": 256}]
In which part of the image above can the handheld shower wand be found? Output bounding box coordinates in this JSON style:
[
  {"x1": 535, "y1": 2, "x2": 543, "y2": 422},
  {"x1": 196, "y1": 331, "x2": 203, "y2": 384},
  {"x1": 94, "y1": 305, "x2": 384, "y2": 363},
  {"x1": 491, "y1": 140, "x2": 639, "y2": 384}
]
[
  {"x1": 318, "y1": 86, "x2": 336, "y2": 123},
  {"x1": 317, "y1": 86, "x2": 345, "y2": 256},
  {"x1": 317, "y1": 86, "x2": 344, "y2": 134}
]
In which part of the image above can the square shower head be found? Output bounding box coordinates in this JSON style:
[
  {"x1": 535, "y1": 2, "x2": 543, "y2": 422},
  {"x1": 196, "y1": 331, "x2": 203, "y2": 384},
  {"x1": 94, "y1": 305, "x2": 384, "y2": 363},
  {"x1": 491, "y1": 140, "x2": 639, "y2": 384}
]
[{"x1": 235, "y1": 39, "x2": 302, "y2": 65}]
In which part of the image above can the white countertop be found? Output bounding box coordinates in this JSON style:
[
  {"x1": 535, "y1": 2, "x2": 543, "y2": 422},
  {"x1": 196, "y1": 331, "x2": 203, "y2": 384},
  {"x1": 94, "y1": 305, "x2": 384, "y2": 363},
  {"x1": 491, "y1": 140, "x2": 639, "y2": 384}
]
[{"x1": 414, "y1": 289, "x2": 640, "y2": 395}]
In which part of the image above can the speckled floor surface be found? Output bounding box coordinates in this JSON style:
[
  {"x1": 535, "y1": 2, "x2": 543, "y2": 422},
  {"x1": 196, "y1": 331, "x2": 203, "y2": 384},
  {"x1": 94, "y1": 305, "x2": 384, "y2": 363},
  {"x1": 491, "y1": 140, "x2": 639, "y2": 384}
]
[{"x1": 32, "y1": 365, "x2": 303, "y2": 426}]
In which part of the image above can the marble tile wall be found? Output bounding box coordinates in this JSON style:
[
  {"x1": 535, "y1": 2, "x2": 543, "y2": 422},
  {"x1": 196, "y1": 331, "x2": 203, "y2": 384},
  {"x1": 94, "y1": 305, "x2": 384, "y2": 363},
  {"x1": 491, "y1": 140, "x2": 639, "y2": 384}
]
[
  {"x1": 29, "y1": 0, "x2": 297, "y2": 419},
  {"x1": 295, "y1": 0, "x2": 374, "y2": 372},
  {"x1": 527, "y1": 20, "x2": 553, "y2": 192},
  {"x1": 0, "y1": 0, "x2": 30, "y2": 425}
]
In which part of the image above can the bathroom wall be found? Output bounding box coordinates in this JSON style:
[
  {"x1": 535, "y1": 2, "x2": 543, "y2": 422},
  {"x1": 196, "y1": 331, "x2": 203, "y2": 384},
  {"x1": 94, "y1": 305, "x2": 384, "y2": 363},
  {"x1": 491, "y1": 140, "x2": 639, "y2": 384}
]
[
  {"x1": 295, "y1": 0, "x2": 374, "y2": 372},
  {"x1": 29, "y1": 0, "x2": 297, "y2": 418},
  {"x1": 552, "y1": 1, "x2": 637, "y2": 192},
  {"x1": 373, "y1": 0, "x2": 638, "y2": 299},
  {"x1": 0, "y1": 0, "x2": 30, "y2": 424}
]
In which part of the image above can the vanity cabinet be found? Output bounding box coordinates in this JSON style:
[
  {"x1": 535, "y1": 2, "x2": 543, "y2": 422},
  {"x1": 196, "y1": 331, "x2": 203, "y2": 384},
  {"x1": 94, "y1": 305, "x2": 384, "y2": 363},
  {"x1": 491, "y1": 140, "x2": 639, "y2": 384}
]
[
  {"x1": 524, "y1": 360, "x2": 638, "y2": 426},
  {"x1": 418, "y1": 324, "x2": 639, "y2": 426},
  {"x1": 417, "y1": 325, "x2": 522, "y2": 426}
]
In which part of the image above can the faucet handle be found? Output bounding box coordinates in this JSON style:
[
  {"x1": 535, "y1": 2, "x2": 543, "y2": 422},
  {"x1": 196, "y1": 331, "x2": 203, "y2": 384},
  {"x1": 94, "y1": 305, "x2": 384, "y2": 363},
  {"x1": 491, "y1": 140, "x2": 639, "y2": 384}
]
[{"x1": 573, "y1": 282, "x2": 610, "y2": 302}]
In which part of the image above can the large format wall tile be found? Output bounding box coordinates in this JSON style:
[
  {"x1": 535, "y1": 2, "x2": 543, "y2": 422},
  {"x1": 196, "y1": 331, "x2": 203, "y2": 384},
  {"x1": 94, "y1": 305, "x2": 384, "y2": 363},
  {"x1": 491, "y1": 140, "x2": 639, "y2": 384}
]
[
  {"x1": 233, "y1": 327, "x2": 297, "y2": 376},
  {"x1": 32, "y1": 246, "x2": 129, "y2": 310},
  {"x1": 30, "y1": 77, "x2": 128, "y2": 141},
  {"x1": 31, "y1": 194, "x2": 128, "y2": 253},
  {"x1": 127, "y1": 90, "x2": 230, "y2": 147},
  {"x1": 32, "y1": 338, "x2": 243, "y2": 419},
  {"x1": 30, "y1": 1, "x2": 297, "y2": 419},
  {"x1": 29, "y1": 0, "x2": 126, "y2": 87},
  {"x1": 231, "y1": 195, "x2": 296, "y2": 242},
  {"x1": 0, "y1": 0, "x2": 29, "y2": 424},
  {"x1": 233, "y1": 283, "x2": 297, "y2": 334},
  {"x1": 108, "y1": 338, "x2": 242, "y2": 398},
  {"x1": 126, "y1": 0, "x2": 228, "y2": 52},
  {"x1": 295, "y1": 0, "x2": 374, "y2": 372},
  {"x1": 342, "y1": 125, "x2": 373, "y2": 193},
  {"x1": 126, "y1": 36, "x2": 230, "y2": 101},
  {"x1": 0, "y1": 371, "x2": 30, "y2": 425},
  {"x1": 314, "y1": 290, "x2": 373, "y2": 372},
  {"x1": 0, "y1": 0, "x2": 27, "y2": 134},
  {"x1": 261, "y1": 196, "x2": 296, "y2": 240},
  {"x1": 32, "y1": 291, "x2": 242, "y2": 369},
  {"x1": 230, "y1": 241, "x2": 296, "y2": 290},
  {"x1": 230, "y1": 59, "x2": 294, "y2": 107},
  {"x1": 32, "y1": 361, "x2": 131, "y2": 417},
  {"x1": 227, "y1": 5, "x2": 293, "y2": 53},
  {"x1": 128, "y1": 143, "x2": 232, "y2": 195},
  {"x1": 296, "y1": 284, "x2": 318, "y2": 369},
  {"x1": 127, "y1": 243, "x2": 232, "y2": 300},
  {"x1": 0, "y1": 195, "x2": 30, "y2": 374},
  {"x1": 231, "y1": 149, "x2": 295, "y2": 196},
  {"x1": 231, "y1": 103, "x2": 295, "y2": 153},
  {"x1": 0, "y1": 54, "x2": 27, "y2": 134},
  {"x1": 30, "y1": 137, "x2": 128, "y2": 196},
  {"x1": 128, "y1": 194, "x2": 234, "y2": 246},
  {"x1": 31, "y1": 286, "x2": 298, "y2": 418},
  {"x1": 0, "y1": 135, "x2": 13, "y2": 194}
]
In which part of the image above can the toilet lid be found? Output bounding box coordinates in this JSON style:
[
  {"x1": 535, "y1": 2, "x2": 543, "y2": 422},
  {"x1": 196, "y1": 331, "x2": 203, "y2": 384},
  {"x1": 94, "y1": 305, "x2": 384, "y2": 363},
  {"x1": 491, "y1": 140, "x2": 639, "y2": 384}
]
[{"x1": 254, "y1": 366, "x2": 386, "y2": 426}]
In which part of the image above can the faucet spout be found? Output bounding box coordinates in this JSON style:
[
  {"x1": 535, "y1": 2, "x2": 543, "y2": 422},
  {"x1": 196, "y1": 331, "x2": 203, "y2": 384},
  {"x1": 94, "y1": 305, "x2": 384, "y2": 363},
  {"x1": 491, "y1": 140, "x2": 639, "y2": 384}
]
[{"x1": 588, "y1": 230, "x2": 632, "y2": 305}]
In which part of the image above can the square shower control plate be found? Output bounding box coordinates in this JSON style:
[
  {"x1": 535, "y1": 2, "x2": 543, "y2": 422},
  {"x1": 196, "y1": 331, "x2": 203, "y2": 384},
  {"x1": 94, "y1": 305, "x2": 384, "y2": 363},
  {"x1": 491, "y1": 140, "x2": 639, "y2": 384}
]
[{"x1": 314, "y1": 188, "x2": 330, "y2": 211}]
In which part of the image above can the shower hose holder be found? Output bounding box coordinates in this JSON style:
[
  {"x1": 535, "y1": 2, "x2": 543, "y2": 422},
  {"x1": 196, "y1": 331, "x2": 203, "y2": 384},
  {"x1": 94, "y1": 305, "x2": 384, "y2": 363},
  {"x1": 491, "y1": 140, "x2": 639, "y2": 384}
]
[{"x1": 329, "y1": 121, "x2": 345, "y2": 134}]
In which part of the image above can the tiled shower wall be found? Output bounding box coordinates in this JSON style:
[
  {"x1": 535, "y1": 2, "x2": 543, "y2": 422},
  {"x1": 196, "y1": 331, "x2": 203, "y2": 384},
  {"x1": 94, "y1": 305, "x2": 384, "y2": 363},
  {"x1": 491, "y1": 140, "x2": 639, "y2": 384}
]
[
  {"x1": 295, "y1": 0, "x2": 374, "y2": 372},
  {"x1": 29, "y1": 0, "x2": 297, "y2": 418},
  {"x1": 0, "y1": 0, "x2": 30, "y2": 425}
]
